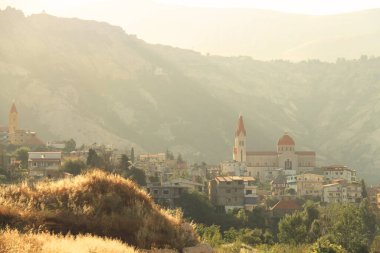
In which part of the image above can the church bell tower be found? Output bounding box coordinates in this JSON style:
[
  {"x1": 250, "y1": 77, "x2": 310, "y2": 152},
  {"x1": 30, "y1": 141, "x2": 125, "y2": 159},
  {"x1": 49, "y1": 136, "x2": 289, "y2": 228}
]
[
  {"x1": 233, "y1": 115, "x2": 247, "y2": 163},
  {"x1": 8, "y1": 103, "x2": 19, "y2": 135}
]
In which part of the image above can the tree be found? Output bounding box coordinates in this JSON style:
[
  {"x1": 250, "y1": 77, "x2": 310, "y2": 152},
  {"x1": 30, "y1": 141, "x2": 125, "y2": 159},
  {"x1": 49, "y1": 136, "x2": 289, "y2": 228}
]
[
  {"x1": 324, "y1": 204, "x2": 372, "y2": 252},
  {"x1": 361, "y1": 179, "x2": 368, "y2": 198},
  {"x1": 87, "y1": 148, "x2": 100, "y2": 168},
  {"x1": 198, "y1": 225, "x2": 223, "y2": 247},
  {"x1": 303, "y1": 201, "x2": 320, "y2": 230},
  {"x1": 130, "y1": 147, "x2": 135, "y2": 163},
  {"x1": 239, "y1": 228, "x2": 262, "y2": 246},
  {"x1": 177, "y1": 153, "x2": 183, "y2": 164},
  {"x1": 278, "y1": 211, "x2": 308, "y2": 244},
  {"x1": 14, "y1": 147, "x2": 30, "y2": 169},
  {"x1": 166, "y1": 149, "x2": 174, "y2": 160},
  {"x1": 126, "y1": 167, "x2": 147, "y2": 186},
  {"x1": 64, "y1": 139, "x2": 76, "y2": 152},
  {"x1": 312, "y1": 237, "x2": 347, "y2": 253},
  {"x1": 118, "y1": 154, "x2": 130, "y2": 172},
  {"x1": 224, "y1": 227, "x2": 239, "y2": 243},
  {"x1": 61, "y1": 160, "x2": 86, "y2": 175}
]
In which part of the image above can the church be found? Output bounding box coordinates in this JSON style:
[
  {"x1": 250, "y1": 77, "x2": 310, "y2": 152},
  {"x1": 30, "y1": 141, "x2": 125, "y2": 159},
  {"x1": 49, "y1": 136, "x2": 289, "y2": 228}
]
[
  {"x1": 233, "y1": 115, "x2": 316, "y2": 182},
  {"x1": 0, "y1": 103, "x2": 44, "y2": 146}
]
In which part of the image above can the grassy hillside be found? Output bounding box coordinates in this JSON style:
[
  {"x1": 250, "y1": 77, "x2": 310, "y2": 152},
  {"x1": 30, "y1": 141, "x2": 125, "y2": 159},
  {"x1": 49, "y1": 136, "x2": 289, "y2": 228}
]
[
  {"x1": 0, "y1": 228, "x2": 139, "y2": 253},
  {"x1": 0, "y1": 170, "x2": 199, "y2": 250},
  {"x1": 1, "y1": 8, "x2": 380, "y2": 182}
]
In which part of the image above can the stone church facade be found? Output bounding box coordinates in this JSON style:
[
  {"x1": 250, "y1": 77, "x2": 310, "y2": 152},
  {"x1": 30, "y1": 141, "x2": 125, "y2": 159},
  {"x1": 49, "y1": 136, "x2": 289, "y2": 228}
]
[{"x1": 233, "y1": 115, "x2": 316, "y2": 182}]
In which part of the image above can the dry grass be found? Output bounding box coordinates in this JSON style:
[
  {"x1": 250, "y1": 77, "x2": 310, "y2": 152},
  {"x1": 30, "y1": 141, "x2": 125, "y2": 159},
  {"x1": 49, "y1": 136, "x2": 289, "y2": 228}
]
[
  {"x1": 0, "y1": 170, "x2": 199, "y2": 250},
  {"x1": 0, "y1": 228, "x2": 139, "y2": 253}
]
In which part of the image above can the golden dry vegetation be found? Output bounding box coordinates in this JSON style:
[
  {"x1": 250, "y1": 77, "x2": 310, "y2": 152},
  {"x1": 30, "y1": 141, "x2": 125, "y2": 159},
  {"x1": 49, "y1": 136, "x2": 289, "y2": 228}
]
[
  {"x1": 0, "y1": 228, "x2": 139, "y2": 253},
  {"x1": 0, "y1": 170, "x2": 199, "y2": 250}
]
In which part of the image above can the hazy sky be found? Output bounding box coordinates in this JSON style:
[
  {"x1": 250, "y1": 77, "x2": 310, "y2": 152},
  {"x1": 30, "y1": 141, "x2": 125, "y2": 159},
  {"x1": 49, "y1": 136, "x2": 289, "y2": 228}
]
[{"x1": 1, "y1": 0, "x2": 380, "y2": 16}]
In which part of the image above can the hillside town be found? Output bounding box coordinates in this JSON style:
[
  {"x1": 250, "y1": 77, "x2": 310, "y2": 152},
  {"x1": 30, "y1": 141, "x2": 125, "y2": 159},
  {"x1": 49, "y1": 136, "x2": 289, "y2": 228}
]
[{"x1": 0, "y1": 104, "x2": 376, "y2": 218}]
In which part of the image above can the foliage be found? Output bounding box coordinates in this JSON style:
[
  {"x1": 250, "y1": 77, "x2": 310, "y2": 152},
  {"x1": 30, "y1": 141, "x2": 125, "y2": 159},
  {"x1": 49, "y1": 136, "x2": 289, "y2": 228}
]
[
  {"x1": 361, "y1": 179, "x2": 368, "y2": 198},
  {"x1": 0, "y1": 170, "x2": 199, "y2": 250},
  {"x1": 0, "y1": 228, "x2": 139, "y2": 253},
  {"x1": 125, "y1": 167, "x2": 147, "y2": 187},
  {"x1": 256, "y1": 243, "x2": 311, "y2": 253},
  {"x1": 197, "y1": 224, "x2": 223, "y2": 247},
  {"x1": 86, "y1": 149, "x2": 102, "y2": 168},
  {"x1": 319, "y1": 202, "x2": 376, "y2": 253},
  {"x1": 116, "y1": 154, "x2": 131, "y2": 176},
  {"x1": 278, "y1": 211, "x2": 308, "y2": 245},
  {"x1": 130, "y1": 148, "x2": 135, "y2": 163},
  {"x1": 14, "y1": 147, "x2": 30, "y2": 169},
  {"x1": 311, "y1": 237, "x2": 347, "y2": 253},
  {"x1": 64, "y1": 139, "x2": 76, "y2": 153},
  {"x1": 174, "y1": 191, "x2": 242, "y2": 230},
  {"x1": 60, "y1": 160, "x2": 86, "y2": 175}
]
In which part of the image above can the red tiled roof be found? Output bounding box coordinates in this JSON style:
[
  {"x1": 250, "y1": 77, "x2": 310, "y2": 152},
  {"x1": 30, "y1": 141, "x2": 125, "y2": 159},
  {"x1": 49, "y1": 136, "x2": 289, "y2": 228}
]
[
  {"x1": 278, "y1": 133, "x2": 295, "y2": 146},
  {"x1": 10, "y1": 103, "x2": 17, "y2": 113},
  {"x1": 235, "y1": 115, "x2": 246, "y2": 137},
  {"x1": 270, "y1": 199, "x2": 301, "y2": 211},
  {"x1": 25, "y1": 135, "x2": 45, "y2": 146}
]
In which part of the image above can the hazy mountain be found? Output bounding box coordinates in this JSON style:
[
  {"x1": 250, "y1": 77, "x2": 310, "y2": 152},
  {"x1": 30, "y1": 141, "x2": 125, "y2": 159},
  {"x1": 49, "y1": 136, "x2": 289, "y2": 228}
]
[
  {"x1": 1, "y1": 8, "x2": 380, "y2": 182},
  {"x1": 64, "y1": 1, "x2": 380, "y2": 62},
  {"x1": 122, "y1": 5, "x2": 380, "y2": 62}
]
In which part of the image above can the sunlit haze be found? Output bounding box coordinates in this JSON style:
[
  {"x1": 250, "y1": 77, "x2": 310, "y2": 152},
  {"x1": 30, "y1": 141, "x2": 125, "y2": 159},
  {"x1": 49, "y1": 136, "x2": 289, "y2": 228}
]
[{"x1": 1, "y1": 0, "x2": 380, "y2": 16}]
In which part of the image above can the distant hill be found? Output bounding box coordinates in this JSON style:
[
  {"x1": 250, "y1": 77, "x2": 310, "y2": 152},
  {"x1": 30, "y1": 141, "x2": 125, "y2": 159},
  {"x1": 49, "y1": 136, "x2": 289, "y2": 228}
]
[
  {"x1": 1, "y1": 8, "x2": 380, "y2": 182},
  {"x1": 98, "y1": 2, "x2": 380, "y2": 62}
]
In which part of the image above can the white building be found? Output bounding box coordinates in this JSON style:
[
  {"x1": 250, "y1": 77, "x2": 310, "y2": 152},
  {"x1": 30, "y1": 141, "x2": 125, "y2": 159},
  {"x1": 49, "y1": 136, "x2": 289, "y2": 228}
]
[
  {"x1": 28, "y1": 152, "x2": 62, "y2": 178},
  {"x1": 322, "y1": 165, "x2": 357, "y2": 183},
  {"x1": 296, "y1": 173, "x2": 324, "y2": 197},
  {"x1": 322, "y1": 181, "x2": 362, "y2": 204},
  {"x1": 139, "y1": 153, "x2": 166, "y2": 162},
  {"x1": 220, "y1": 161, "x2": 246, "y2": 176}
]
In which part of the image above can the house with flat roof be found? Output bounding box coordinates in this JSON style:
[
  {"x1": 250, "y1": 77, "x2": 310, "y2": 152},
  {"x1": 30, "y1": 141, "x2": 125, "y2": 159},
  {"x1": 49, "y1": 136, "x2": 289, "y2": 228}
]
[{"x1": 28, "y1": 152, "x2": 62, "y2": 178}]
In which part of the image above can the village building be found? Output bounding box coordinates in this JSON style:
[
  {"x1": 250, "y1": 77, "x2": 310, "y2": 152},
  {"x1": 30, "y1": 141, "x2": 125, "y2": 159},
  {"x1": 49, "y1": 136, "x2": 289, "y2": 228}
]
[
  {"x1": 367, "y1": 186, "x2": 380, "y2": 207},
  {"x1": 147, "y1": 184, "x2": 187, "y2": 207},
  {"x1": 269, "y1": 199, "x2": 302, "y2": 218},
  {"x1": 322, "y1": 181, "x2": 362, "y2": 204},
  {"x1": 220, "y1": 160, "x2": 246, "y2": 176},
  {"x1": 28, "y1": 152, "x2": 62, "y2": 178},
  {"x1": 296, "y1": 173, "x2": 324, "y2": 197},
  {"x1": 162, "y1": 178, "x2": 205, "y2": 192},
  {"x1": 321, "y1": 165, "x2": 357, "y2": 183},
  {"x1": 232, "y1": 115, "x2": 316, "y2": 182},
  {"x1": 7, "y1": 104, "x2": 44, "y2": 146},
  {"x1": 271, "y1": 174, "x2": 287, "y2": 196},
  {"x1": 209, "y1": 176, "x2": 257, "y2": 212}
]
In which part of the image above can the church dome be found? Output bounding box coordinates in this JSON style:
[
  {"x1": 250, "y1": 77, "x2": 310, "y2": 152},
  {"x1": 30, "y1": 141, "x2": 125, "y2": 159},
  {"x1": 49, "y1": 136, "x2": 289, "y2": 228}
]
[{"x1": 278, "y1": 133, "x2": 295, "y2": 146}]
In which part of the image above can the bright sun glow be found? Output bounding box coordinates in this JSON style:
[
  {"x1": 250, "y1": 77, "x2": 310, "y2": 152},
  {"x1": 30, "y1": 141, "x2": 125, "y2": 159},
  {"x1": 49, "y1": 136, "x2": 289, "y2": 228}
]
[{"x1": 156, "y1": 0, "x2": 380, "y2": 15}]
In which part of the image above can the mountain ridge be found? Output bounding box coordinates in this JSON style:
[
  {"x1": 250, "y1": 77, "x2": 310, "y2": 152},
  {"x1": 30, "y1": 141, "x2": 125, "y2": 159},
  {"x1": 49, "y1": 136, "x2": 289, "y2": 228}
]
[{"x1": 1, "y1": 8, "x2": 380, "y2": 183}]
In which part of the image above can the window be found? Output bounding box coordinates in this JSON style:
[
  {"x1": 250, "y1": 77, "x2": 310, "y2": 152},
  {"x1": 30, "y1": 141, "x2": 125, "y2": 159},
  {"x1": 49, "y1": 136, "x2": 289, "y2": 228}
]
[
  {"x1": 246, "y1": 190, "x2": 252, "y2": 195},
  {"x1": 153, "y1": 190, "x2": 159, "y2": 194},
  {"x1": 163, "y1": 190, "x2": 169, "y2": 195},
  {"x1": 226, "y1": 189, "x2": 231, "y2": 193}
]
